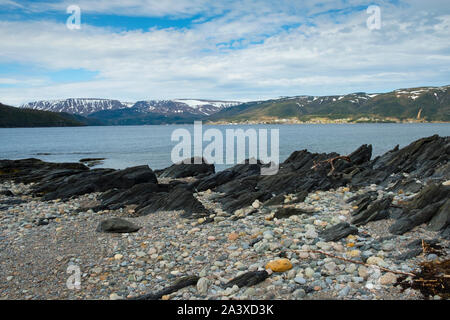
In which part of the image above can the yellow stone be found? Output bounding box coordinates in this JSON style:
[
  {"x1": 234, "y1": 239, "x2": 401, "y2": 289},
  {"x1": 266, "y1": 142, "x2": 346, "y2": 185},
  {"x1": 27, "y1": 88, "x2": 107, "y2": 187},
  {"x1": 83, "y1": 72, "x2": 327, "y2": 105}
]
[
  {"x1": 342, "y1": 187, "x2": 350, "y2": 192},
  {"x1": 347, "y1": 250, "x2": 361, "y2": 257},
  {"x1": 265, "y1": 259, "x2": 293, "y2": 272},
  {"x1": 347, "y1": 242, "x2": 355, "y2": 247},
  {"x1": 161, "y1": 295, "x2": 170, "y2": 300}
]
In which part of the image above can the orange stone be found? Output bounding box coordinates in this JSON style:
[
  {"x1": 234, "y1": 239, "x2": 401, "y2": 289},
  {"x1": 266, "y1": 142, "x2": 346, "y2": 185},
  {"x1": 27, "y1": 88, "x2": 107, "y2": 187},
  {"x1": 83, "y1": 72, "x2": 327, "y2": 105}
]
[
  {"x1": 265, "y1": 258, "x2": 293, "y2": 272},
  {"x1": 228, "y1": 232, "x2": 239, "y2": 241}
]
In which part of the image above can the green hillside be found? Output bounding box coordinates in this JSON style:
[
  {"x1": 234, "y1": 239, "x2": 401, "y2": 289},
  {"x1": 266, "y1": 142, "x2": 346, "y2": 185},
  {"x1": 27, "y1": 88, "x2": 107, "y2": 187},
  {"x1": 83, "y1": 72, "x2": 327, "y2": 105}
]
[
  {"x1": 208, "y1": 85, "x2": 450, "y2": 123},
  {"x1": 0, "y1": 103, "x2": 93, "y2": 127}
]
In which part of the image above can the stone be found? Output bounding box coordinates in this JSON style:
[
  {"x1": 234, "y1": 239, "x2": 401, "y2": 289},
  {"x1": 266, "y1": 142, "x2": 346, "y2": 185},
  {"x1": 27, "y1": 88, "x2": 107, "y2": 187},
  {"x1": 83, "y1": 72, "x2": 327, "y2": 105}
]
[
  {"x1": 379, "y1": 272, "x2": 397, "y2": 285},
  {"x1": 304, "y1": 267, "x2": 314, "y2": 278},
  {"x1": 96, "y1": 217, "x2": 141, "y2": 233},
  {"x1": 293, "y1": 288, "x2": 306, "y2": 299},
  {"x1": 265, "y1": 259, "x2": 293, "y2": 272},
  {"x1": 347, "y1": 250, "x2": 361, "y2": 258},
  {"x1": 305, "y1": 229, "x2": 318, "y2": 239},
  {"x1": 294, "y1": 277, "x2": 307, "y2": 285},
  {"x1": 196, "y1": 277, "x2": 210, "y2": 294},
  {"x1": 114, "y1": 254, "x2": 123, "y2": 260},
  {"x1": 366, "y1": 256, "x2": 385, "y2": 267},
  {"x1": 319, "y1": 222, "x2": 358, "y2": 242},
  {"x1": 110, "y1": 293, "x2": 123, "y2": 300},
  {"x1": 252, "y1": 200, "x2": 261, "y2": 209},
  {"x1": 228, "y1": 232, "x2": 239, "y2": 241}
]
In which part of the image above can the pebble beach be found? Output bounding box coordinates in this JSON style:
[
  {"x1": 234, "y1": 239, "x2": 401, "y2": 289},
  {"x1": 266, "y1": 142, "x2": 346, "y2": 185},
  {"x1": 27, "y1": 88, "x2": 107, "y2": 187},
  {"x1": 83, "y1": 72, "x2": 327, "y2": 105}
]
[{"x1": 1, "y1": 180, "x2": 447, "y2": 300}]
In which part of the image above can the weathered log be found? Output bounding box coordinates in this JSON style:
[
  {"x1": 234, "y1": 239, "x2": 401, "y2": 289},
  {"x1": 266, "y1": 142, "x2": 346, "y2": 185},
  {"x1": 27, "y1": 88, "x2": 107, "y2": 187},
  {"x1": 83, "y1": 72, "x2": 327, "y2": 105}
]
[{"x1": 131, "y1": 275, "x2": 200, "y2": 300}]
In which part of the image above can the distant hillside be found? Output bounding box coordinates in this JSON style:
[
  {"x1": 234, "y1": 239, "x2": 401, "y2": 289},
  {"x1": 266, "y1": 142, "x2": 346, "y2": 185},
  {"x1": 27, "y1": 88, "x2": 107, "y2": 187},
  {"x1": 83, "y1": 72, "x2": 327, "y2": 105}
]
[
  {"x1": 208, "y1": 85, "x2": 450, "y2": 123},
  {"x1": 0, "y1": 103, "x2": 100, "y2": 128},
  {"x1": 21, "y1": 98, "x2": 240, "y2": 122},
  {"x1": 88, "y1": 108, "x2": 204, "y2": 125}
]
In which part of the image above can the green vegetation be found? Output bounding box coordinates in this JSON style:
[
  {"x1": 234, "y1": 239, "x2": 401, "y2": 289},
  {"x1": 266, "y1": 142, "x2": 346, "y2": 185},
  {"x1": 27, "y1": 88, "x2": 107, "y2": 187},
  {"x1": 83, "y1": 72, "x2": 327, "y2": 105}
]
[
  {"x1": 0, "y1": 103, "x2": 95, "y2": 127},
  {"x1": 208, "y1": 86, "x2": 450, "y2": 123}
]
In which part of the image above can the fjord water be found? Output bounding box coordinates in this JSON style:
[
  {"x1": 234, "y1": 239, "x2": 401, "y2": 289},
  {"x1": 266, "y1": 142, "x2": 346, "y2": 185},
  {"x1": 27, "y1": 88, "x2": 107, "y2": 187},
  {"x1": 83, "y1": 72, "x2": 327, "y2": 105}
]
[{"x1": 1, "y1": 123, "x2": 449, "y2": 171}]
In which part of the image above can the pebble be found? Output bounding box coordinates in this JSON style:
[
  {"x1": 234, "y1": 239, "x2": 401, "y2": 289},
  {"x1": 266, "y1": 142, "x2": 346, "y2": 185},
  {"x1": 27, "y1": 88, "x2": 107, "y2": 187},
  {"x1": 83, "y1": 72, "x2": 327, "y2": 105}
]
[
  {"x1": 379, "y1": 273, "x2": 397, "y2": 285},
  {"x1": 197, "y1": 277, "x2": 209, "y2": 294}
]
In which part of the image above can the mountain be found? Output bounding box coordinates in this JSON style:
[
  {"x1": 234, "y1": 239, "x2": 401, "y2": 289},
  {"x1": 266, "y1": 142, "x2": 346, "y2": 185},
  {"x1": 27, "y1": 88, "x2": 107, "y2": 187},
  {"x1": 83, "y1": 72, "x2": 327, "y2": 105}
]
[
  {"x1": 20, "y1": 98, "x2": 240, "y2": 125},
  {"x1": 208, "y1": 85, "x2": 450, "y2": 123},
  {"x1": 14, "y1": 85, "x2": 450, "y2": 125},
  {"x1": 20, "y1": 98, "x2": 132, "y2": 116},
  {"x1": 0, "y1": 102, "x2": 93, "y2": 127},
  {"x1": 87, "y1": 99, "x2": 240, "y2": 125},
  {"x1": 132, "y1": 99, "x2": 240, "y2": 116}
]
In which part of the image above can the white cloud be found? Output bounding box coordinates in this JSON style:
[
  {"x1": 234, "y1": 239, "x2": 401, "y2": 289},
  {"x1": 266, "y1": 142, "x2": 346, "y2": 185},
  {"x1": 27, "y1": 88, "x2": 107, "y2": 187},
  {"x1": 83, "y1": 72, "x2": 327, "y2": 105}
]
[{"x1": 0, "y1": 0, "x2": 449, "y2": 105}]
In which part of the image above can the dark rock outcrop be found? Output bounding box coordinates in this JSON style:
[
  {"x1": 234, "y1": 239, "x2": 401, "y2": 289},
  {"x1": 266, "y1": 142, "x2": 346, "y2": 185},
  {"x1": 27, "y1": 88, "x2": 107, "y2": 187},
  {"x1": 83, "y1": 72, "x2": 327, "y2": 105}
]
[
  {"x1": 132, "y1": 186, "x2": 208, "y2": 218},
  {"x1": 156, "y1": 157, "x2": 214, "y2": 178},
  {"x1": 351, "y1": 196, "x2": 393, "y2": 226},
  {"x1": 319, "y1": 222, "x2": 359, "y2": 241},
  {"x1": 389, "y1": 184, "x2": 449, "y2": 235}
]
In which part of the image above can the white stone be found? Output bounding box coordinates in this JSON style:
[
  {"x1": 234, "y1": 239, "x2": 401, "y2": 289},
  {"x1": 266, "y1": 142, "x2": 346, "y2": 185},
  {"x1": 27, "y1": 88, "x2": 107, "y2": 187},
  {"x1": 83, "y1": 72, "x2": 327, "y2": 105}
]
[{"x1": 197, "y1": 277, "x2": 210, "y2": 294}]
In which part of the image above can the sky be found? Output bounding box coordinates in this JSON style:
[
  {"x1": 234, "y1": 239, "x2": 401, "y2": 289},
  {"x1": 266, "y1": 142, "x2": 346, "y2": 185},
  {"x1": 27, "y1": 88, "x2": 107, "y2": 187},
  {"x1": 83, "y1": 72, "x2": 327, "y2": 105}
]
[{"x1": 0, "y1": 0, "x2": 449, "y2": 106}]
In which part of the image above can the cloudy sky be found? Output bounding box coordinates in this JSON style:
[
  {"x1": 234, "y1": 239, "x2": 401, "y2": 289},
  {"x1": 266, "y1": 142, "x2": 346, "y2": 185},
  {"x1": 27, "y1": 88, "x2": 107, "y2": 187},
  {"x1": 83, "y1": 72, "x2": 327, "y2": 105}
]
[{"x1": 0, "y1": 0, "x2": 449, "y2": 105}]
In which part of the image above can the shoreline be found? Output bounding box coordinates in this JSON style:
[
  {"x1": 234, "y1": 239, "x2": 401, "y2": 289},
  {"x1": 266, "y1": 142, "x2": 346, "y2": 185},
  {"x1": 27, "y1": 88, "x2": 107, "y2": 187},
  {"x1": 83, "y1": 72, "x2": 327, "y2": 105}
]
[
  {"x1": 0, "y1": 135, "x2": 449, "y2": 300},
  {"x1": 1, "y1": 121, "x2": 450, "y2": 129}
]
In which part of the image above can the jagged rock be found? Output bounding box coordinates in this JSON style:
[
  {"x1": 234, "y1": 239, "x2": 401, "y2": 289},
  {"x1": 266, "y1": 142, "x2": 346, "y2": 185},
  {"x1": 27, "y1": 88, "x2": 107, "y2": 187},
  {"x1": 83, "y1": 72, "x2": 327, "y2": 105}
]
[
  {"x1": 38, "y1": 165, "x2": 157, "y2": 200},
  {"x1": 96, "y1": 217, "x2": 141, "y2": 233},
  {"x1": 135, "y1": 186, "x2": 208, "y2": 218},
  {"x1": 0, "y1": 158, "x2": 88, "y2": 184},
  {"x1": 319, "y1": 222, "x2": 358, "y2": 241},
  {"x1": 264, "y1": 194, "x2": 286, "y2": 206},
  {"x1": 351, "y1": 196, "x2": 393, "y2": 226},
  {"x1": 352, "y1": 135, "x2": 450, "y2": 187},
  {"x1": 157, "y1": 157, "x2": 214, "y2": 178},
  {"x1": 389, "y1": 184, "x2": 449, "y2": 235},
  {"x1": 395, "y1": 248, "x2": 423, "y2": 260},
  {"x1": 389, "y1": 200, "x2": 446, "y2": 235},
  {"x1": 225, "y1": 271, "x2": 270, "y2": 288},
  {"x1": 428, "y1": 199, "x2": 450, "y2": 231},
  {"x1": 0, "y1": 190, "x2": 13, "y2": 196},
  {"x1": 273, "y1": 207, "x2": 314, "y2": 219},
  {"x1": 95, "y1": 182, "x2": 162, "y2": 211}
]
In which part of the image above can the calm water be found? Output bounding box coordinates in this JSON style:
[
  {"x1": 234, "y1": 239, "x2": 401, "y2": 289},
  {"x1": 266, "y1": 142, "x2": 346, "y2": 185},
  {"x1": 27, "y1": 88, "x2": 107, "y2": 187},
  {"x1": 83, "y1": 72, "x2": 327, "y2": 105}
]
[{"x1": 1, "y1": 124, "x2": 449, "y2": 171}]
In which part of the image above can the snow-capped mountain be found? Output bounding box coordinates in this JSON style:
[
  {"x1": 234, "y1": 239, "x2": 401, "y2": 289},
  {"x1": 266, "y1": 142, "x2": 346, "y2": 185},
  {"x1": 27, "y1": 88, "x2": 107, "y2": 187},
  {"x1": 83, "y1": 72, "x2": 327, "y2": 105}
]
[
  {"x1": 20, "y1": 98, "x2": 240, "y2": 116},
  {"x1": 20, "y1": 98, "x2": 131, "y2": 115},
  {"x1": 132, "y1": 99, "x2": 240, "y2": 116}
]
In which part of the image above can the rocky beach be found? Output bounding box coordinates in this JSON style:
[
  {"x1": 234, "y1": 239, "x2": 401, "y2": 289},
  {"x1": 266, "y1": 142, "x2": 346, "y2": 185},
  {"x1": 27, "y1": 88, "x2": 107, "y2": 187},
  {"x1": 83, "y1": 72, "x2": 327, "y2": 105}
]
[{"x1": 0, "y1": 135, "x2": 449, "y2": 300}]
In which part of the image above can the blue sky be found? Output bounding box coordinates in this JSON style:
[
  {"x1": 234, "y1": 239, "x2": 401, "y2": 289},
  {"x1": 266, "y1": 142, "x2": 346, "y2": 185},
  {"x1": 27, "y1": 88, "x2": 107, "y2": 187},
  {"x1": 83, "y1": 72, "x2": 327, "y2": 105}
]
[{"x1": 0, "y1": 0, "x2": 449, "y2": 105}]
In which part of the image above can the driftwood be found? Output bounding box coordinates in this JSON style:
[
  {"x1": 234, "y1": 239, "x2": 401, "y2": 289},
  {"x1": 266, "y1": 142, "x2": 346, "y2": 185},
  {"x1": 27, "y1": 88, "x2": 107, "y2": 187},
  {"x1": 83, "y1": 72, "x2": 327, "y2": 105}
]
[
  {"x1": 311, "y1": 155, "x2": 351, "y2": 175},
  {"x1": 225, "y1": 270, "x2": 270, "y2": 288},
  {"x1": 131, "y1": 275, "x2": 200, "y2": 300}
]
